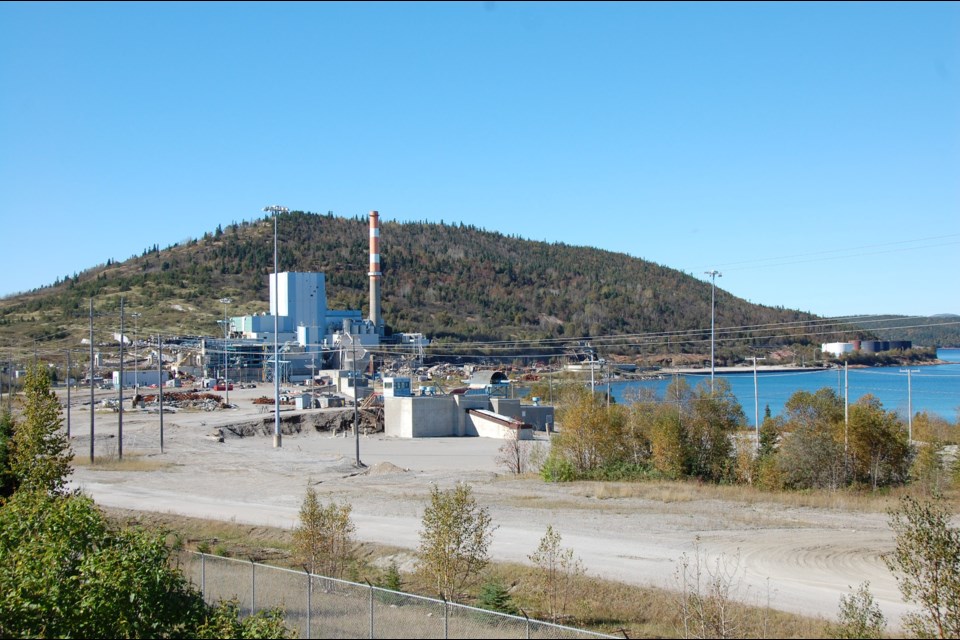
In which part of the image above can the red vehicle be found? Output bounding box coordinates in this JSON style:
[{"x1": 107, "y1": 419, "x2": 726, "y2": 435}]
[{"x1": 214, "y1": 383, "x2": 233, "y2": 391}]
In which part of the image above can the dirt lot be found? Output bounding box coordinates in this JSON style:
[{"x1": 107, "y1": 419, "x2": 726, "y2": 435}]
[{"x1": 63, "y1": 383, "x2": 917, "y2": 631}]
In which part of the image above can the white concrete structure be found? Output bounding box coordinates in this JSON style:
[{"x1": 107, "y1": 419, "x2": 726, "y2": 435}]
[
  {"x1": 384, "y1": 394, "x2": 546, "y2": 439},
  {"x1": 468, "y1": 409, "x2": 533, "y2": 440},
  {"x1": 111, "y1": 369, "x2": 167, "y2": 389}
]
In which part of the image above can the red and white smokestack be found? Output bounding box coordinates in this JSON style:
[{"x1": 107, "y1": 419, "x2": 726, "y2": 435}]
[{"x1": 368, "y1": 210, "x2": 383, "y2": 334}]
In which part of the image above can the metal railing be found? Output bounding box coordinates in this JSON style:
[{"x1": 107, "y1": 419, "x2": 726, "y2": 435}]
[{"x1": 179, "y1": 551, "x2": 618, "y2": 639}]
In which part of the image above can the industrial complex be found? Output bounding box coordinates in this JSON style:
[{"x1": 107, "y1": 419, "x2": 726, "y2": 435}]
[{"x1": 157, "y1": 210, "x2": 551, "y2": 440}]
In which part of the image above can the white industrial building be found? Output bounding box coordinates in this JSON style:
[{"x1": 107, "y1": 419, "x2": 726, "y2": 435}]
[
  {"x1": 383, "y1": 376, "x2": 551, "y2": 439},
  {"x1": 223, "y1": 211, "x2": 428, "y2": 382}
]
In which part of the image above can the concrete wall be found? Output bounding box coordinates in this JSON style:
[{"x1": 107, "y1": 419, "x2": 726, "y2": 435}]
[
  {"x1": 489, "y1": 398, "x2": 521, "y2": 419},
  {"x1": 470, "y1": 410, "x2": 534, "y2": 440},
  {"x1": 386, "y1": 394, "x2": 554, "y2": 439},
  {"x1": 385, "y1": 396, "x2": 457, "y2": 438},
  {"x1": 455, "y1": 395, "x2": 493, "y2": 436},
  {"x1": 517, "y1": 405, "x2": 555, "y2": 432}
]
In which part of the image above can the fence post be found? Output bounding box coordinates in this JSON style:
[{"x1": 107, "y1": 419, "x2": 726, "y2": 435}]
[
  {"x1": 200, "y1": 552, "x2": 206, "y2": 600},
  {"x1": 368, "y1": 581, "x2": 374, "y2": 638},
  {"x1": 305, "y1": 568, "x2": 312, "y2": 640},
  {"x1": 520, "y1": 608, "x2": 530, "y2": 640},
  {"x1": 250, "y1": 558, "x2": 256, "y2": 614}
]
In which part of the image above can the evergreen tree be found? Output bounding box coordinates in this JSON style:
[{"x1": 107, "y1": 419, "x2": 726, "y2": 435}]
[
  {"x1": 10, "y1": 364, "x2": 72, "y2": 495},
  {"x1": 477, "y1": 577, "x2": 519, "y2": 615}
]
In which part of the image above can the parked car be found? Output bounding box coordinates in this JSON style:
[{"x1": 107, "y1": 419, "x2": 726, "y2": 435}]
[{"x1": 214, "y1": 383, "x2": 233, "y2": 391}]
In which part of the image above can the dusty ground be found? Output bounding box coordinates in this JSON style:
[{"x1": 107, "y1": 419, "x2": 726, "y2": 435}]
[{"x1": 63, "y1": 383, "x2": 916, "y2": 631}]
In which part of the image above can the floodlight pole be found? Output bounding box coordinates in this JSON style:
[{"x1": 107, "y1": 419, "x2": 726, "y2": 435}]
[
  {"x1": 89, "y1": 297, "x2": 95, "y2": 463},
  {"x1": 219, "y1": 297, "x2": 232, "y2": 405},
  {"x1": 705, "y1": 270, "x2": 722, "y2": 393},
  {"x1": 264, "y1": 205, "x2": 288, "y2": 448},
  {"x1": 349, "y1": 333, "x2": 362, "y2": 468}
]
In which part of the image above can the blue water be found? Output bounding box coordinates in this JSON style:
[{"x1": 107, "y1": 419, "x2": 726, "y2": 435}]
[{"x1": 610, "y1": 348, "x2": 960, "y2": 427}]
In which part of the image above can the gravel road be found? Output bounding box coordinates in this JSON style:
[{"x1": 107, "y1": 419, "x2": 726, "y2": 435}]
[{"x1": 64, "y1": 384, "x2": 916, "y2": 630}]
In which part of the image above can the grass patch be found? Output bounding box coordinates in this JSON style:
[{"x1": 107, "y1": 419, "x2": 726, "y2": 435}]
[{"x1": 568, "y1": 478, "x2": 960, "y2": 513}]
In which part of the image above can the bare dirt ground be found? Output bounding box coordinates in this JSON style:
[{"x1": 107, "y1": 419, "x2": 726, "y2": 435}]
[{"x1": 63, "y1": 384, "x2": 916, "y2": 631}]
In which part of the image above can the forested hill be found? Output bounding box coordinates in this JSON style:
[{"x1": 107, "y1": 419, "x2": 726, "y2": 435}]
[{"x1": 1, "y1": 211, "x2": 842, "y2": 358}]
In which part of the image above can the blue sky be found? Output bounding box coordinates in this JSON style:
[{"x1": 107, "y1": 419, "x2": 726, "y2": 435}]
[{"x1": 1, "y1": 1, "x2": 958, "y2": 318}]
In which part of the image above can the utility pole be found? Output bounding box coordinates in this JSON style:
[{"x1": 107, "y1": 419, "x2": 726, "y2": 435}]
[
  {"x1": 349, "y1": 333, "x2": 363, "y2": 468},
  {"x1": 158, "y1": 334, "x2": 164, "y2": 454},
  {"x1": 844, "y1": 360, "x2": 849, "y2": 453},
  {"x1": 604, "y1": 358, "x2": 610, "y2": 409},
  {"x1": 264, "y1": 204, "x2": 288, "y2": 449},
  {"x1": 118, "y1": 297, "x2": 124, "y2": 461},
  {"x1": 65, "y1": 350, "x2": 71, "y2": 438},
  {"x1": 705, "y1": 270, "x2": 722, "y2": 393},
  {"x1": 219, "y1": 297, "x2": 232, "y2": 406},
  {"x1": 745, "y1": 356, "x2": 766, "y2": 450},
  {"x1": 131, "y1": 311, "x2": 141, "y2": 394},
  {"x1": 89, "y1": 297, "x2": 95, "y2": 464},
  {"x1": 900, "y1": 368, "x2": 919, "y2": 444}
]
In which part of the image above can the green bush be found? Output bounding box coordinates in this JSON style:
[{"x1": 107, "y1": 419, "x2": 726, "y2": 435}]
[{"x1": 540, "y1": 455, "x2": 576, "y2": 483}]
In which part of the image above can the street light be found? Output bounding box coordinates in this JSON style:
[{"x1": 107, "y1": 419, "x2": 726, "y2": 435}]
[
  {"x1": 263, "y1": 205, "x2": 288, "y2": 448},
  {"x1": 219, "y1": 297, "x2": 232, "y2": 406},
  {"x1": 705, "y1": 270, "x2": 722, "y2": 393}
]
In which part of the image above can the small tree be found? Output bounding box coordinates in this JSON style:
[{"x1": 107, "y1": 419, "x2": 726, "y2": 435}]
[
  {"x1": 883, "y1": 495, "x2": 960, "y2": 639},
  {"x1": 685, "y1": 380, "x2": 744, "y2": 483},
  {"x1": 550, "y1": 386, "x2": 628, "y2": 476},
  {"x1": 416, "y1": 482, "x2": 495, "y2": 601},
  {"x1": 848, "y1": 396, "x2": 910, "y2": 490},
  {"x1": 674, "y1": 537, "x2": 744, "y2": 639},
  {"x1": 830, "y1": 582, "x2": 886, "y2": 639},
  {"x1": 378, "y1": 560, "x2": 403, "y2": 592},
  {"x1": 477, "y1": 576, "x2": 520, "y2": 615},
  {"x1": 528, "y1": 524, "x2": 585, "y2": 624},
  {"x1": 910, "y1": 441, "x2": 947, "y2": 496},
  {"x1": 293, "y1": 486, "x2": 355, "y2": 579},
  {"x1": 10, "y1": 365, "x2": 73, "y2": 495},
  {"x1": 496, "y1": 430, "x2": 530, "y2": 475}
]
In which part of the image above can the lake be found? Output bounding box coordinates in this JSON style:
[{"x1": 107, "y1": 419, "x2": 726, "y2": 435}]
[{"x1": 608, "y1": 348, "x2": 960, "y2": 426}]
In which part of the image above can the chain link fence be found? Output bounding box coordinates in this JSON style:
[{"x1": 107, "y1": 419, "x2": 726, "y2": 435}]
[{"x1": 178, "y1": 551, "x2": 619, "y2": 639}]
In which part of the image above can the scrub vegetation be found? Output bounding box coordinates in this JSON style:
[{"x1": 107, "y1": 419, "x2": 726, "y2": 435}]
[
  {"x1": 535, "y1": 373, "x2": 959, "y2": 498},
  {"x1": 0, "y1": 365, "x2": 293, "y2": 638}
]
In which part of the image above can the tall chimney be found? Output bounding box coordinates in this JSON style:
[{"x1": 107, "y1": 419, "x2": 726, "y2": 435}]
[{"x1": 368, "y1": 210, "x2": 383, "y2": 334}]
